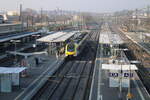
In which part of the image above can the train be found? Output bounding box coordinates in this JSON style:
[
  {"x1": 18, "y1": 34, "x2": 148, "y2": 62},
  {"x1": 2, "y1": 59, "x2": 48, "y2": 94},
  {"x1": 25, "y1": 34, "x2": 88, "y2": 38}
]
[{"x1": 65, "y1": 31, "x2": 90, "y2": 57}]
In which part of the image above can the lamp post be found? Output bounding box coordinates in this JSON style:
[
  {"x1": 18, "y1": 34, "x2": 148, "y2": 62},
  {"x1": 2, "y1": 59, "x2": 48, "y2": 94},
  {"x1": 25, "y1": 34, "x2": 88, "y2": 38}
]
[
  {"x1": 110, "y1": 44, "x2": 113, "y2": 57},
  {"x1": 127, "y1": 60, "x2": 140, "y2": 100},
  {"x1": 119, "y1": 59, "x2": 124, "y2": 100},
  {"x1": 32, "y1": 34, "x2": 41, "y2": 52},
  {"x1": 114, "y1": 48, "x2": 128, "y2": 100}
]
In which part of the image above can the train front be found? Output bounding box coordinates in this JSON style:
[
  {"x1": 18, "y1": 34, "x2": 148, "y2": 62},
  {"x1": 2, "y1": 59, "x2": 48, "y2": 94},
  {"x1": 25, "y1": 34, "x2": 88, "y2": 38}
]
[{"x1": 65, "y1": 43, "x2": 77, "y2": 57}]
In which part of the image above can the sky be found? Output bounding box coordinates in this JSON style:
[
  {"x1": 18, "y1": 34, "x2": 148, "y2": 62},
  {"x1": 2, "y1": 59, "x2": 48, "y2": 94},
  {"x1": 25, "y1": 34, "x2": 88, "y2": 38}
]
[{"x1": 1, "y1": 0, "x2": 150, "y2": 12}]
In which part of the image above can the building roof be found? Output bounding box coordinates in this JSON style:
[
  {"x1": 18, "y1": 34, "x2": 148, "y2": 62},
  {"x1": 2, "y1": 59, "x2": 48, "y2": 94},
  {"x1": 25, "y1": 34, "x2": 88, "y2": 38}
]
[{"x1": 0, "y1": 67, "x2": 26, "y2": 74}]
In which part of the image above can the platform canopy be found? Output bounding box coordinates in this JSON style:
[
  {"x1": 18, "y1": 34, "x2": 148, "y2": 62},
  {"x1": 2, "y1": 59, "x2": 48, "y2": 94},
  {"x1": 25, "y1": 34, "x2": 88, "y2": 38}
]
[
  {"x1": 0, "y1": 32, "x2": 40, "y2": 42},
  {"x1": 110, "y1": 34, "x2": 124, "y2": 44},
  {"x1": 99, "y1": 33, "x2": 110, "y2": 44},
  {"x1": 0, "y1": 23, "x2": 20, "y2": 27},
  {"x1": 7, "y1": 51, "x2": 47, "y2": 57},
  {"x1": 99, "y1": 32, "x2": 124, "y2": 44},
  {"x1": 37, "y1": 31, "x2": 77, "y2": 43},
  {"x1": 0, "y1": 67, "x2": 26, "y2": 74},
  {"x1": 102, "y1": 64, "x2": 138, "y2": 70}
]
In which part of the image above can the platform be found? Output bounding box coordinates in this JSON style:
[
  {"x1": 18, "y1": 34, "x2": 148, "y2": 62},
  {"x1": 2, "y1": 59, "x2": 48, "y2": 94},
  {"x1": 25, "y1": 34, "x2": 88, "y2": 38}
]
[
  {"x1": 0, "y1": 54, "x2": 64, "y2": 100},
  {"x1": 89, "y1": 24, "x2": 150, "y2": 100}
]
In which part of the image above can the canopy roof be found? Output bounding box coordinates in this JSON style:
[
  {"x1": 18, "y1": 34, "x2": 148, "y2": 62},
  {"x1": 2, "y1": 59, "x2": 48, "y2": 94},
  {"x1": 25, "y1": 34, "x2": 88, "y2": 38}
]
[
  {"x1": 99, "y1": 32, "x2": 124, "y2": 44},
  {"x1": 110, "y1": 34, "x2": 124, "y2": 44},
  {"x1": 0, "y1": 32, "x2": 40, "y2": 42},
  {"x1": 99, "y1": 33, "x2": 110, "y2": 44},
  {"x1": 37, "y1": 31, "x2": 77, "y2": 43},
  {"x1": 102, "y1": 64, "x2": 138, "y2": 70},
  {"x1": 7, "y1": 51, "x2": 47, "y2": 56},
  {"x1": 0, "y1": 67, "x2": 26, "y2": 74}
]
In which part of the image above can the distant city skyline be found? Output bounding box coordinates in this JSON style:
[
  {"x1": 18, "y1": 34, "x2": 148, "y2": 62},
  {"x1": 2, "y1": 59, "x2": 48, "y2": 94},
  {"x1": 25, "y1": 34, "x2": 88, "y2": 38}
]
[{"x1": 0, "y1": 0, "x2": 150, "y2": 12}]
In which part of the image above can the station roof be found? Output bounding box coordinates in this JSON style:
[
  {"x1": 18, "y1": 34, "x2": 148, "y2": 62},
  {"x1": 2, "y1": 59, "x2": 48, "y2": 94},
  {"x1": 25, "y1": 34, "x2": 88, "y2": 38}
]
[
  {"x1": 37, "y1": 31, "x2": 76, "y2": 43},
  {"x1": 0, "y1": 67, "x2": 26, "y2": 74},
  {"x1": 110, "y1": 34, "x2": 124, "y2": 44},
  {"x1": 102, "y1": 64, "x2": 138, "y2": 70},
  {"x1": 8, "y1": 51, "x2": 47, "y2": 56},
  {"x1": 99, "y1": 32, "x2": 124, "y2": 44},
  {"x1": 0, "y1": 32, "x2": 40, "y2": 43},
  {"x1": 99, "y1": 32, "x2": 110, "y2": 44}
]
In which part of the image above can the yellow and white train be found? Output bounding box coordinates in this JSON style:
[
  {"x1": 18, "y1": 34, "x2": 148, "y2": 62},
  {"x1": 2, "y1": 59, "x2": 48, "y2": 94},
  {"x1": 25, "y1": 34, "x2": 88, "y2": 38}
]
[{"x1": 65, "y1": 31, "x2": 89, "y2": 57}]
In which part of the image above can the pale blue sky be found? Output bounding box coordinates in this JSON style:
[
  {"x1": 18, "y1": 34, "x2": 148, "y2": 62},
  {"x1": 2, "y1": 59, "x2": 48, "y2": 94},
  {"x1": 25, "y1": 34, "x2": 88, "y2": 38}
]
[{"x1": 0, "y1": 0, "x2": 150, "y2": 12}]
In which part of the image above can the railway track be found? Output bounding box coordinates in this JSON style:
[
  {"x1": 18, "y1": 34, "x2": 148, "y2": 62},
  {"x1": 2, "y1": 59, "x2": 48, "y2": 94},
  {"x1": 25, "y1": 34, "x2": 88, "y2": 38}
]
[
  {"x1": 124, "y1": 49, "x2": 150, "y2": 93},
  {"x1": 31, "y1": 30, "x2": 100, "y2": 100}
]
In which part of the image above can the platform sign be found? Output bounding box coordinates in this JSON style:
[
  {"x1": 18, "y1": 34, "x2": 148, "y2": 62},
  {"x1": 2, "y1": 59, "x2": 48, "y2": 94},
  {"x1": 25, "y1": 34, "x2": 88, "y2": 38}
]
[
  {"x1": 102, "y1": 64, "x2": 137, "y2": 88},
  {"x1": 109, "y1": 70, "x2": 119, "y2": 87},
  {"x1": 109, "y1": 70, "x2": 132, "y2": 87},
  {"x1": 109, "y1": 72, "x2": 133, "y2": 78}
]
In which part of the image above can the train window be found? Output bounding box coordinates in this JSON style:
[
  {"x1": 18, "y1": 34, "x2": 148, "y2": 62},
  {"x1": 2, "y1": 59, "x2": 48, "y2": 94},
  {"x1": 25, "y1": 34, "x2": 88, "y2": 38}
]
[{"x1": 67, "y1": 43, "x2": 75, "y2": 52}]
